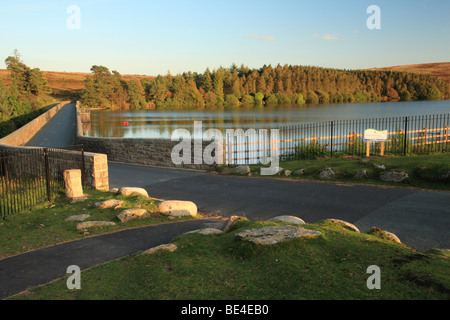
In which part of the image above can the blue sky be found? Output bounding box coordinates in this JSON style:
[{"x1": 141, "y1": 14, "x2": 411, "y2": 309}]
[{"x1": 0, "y1": 0, "x2": 449, "y2": 76}]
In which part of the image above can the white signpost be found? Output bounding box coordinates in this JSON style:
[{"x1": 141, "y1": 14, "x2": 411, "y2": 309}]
[{"x1": 364, "y1": 129, "x2": 388, "y2": 157}]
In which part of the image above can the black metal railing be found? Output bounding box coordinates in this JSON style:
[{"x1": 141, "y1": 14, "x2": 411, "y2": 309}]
[
  {"x1": 280, "y1": 114, "x2": 450, "y2": 160},
  {"x1": 226, "y1": 114, "x2": 450, "y2": 164},
  {"x1": 0, "y1": 145, "x2": 86, "y2": 219}
]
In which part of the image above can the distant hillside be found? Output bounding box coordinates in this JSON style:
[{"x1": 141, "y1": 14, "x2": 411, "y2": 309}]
[
  {"x1": 1, "y1": 62, "x2": 449, "y2": 103},
  {"x1": 0, "y1": 69, "x2": 155, "y2": 100},
  {"x1": 2, "y1": 62, "x2": 448, "y2": 90},
  {"x1": 369, "y1": 62, "x2": 450, "y2": 83}
]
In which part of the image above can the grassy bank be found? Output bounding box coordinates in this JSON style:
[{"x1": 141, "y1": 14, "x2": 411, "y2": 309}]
[
  {"x1": 9, "y1": 219, "x2": 450, "y2": 300},
  {"x1": 221, "y1": 153, "x2": 450, "y2": 191},
  {"x1": 0, "y1": 189, "x2": 198, "y2": 259}
]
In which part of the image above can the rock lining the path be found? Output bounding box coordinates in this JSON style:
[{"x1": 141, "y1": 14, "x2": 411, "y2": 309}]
[
  {"x1": 319, "y1": 168, "x2": 336, "y2": 179},
  {"x1": 231, "y1": 165, "x2": 251, "y2": 174},
  {"x1": 185, "y1": 228, "x2": 224, "y2": 235},
  {"x1": 380, "y1": 171, "x2": 409, "y2": 182},
  {"x1": 117, "y1": 187, "x2": 149, "y2": 197},
  {"x1": 142, "y1": 243, "x2": 178, "y2": 255},
  {"x1": 369, "y1": 227, "x2": 402, "y2": 244},
  {"x1": 326, "y1": 219, "x2": 360, "y2": 232},
  {"x1": 267, "y1": 216, "x2": 306, "y2": 225},
  {"x1": 95, "y1": 199, "x2": 124, "y2": 209},
  {"x1": 221, "y1": 216, "x2": 246, "y2": 233},
  {"x1": 158, "y1": 200, "x2": 198, "y2": 217},
  {"x1": 65, "y1": 214, "x2": 90, "y2": 222},
  {"x1": 117, "y1": 209, "x2": 151, "y2": 223},
  {"x1": 235, "y1": 225, "x2": 321, "y2": 245},
  {"x1": 76, "y1": 221, "x2": 116, "y2": 230}
]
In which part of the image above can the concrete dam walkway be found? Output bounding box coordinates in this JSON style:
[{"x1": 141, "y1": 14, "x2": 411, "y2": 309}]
[{"x1": 25, "y1": 102, "x2": 76, "y2": 148}]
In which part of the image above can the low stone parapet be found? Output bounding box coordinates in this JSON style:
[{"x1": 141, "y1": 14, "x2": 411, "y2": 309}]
[{"x1": 0, "y1": 101, "x2": 71, "y2": 146}]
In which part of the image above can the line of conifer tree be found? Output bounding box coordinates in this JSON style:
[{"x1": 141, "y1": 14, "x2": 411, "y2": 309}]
[{"x1": 81, "y1": 63, "x2": 449, "y2": 110}]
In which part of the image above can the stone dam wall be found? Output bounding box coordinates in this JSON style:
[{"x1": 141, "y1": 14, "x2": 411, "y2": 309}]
[{"x1": 75, "y1": 103, "x2": 223, "y2": 171}]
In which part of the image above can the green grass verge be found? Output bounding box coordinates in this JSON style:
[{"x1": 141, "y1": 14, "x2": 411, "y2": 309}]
[
  {"x1": 222, "y1": 153, "x2": 450, "y2": 191},
  {"x1": 8, "y1": 219, "x2": 450, "y2": 300},
  {"x1": 0, "y1": 189, "x2": 198, "y2": 259}
]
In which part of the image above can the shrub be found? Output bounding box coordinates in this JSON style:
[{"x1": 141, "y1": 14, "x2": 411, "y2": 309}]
[
  {"x1": 266, "y1": 94, "x2": 279, "y2": 106},
  {"x1": 315, "y1": 90, "x2": 329, "y2": 104},
  {"x1": 0, "y1": 104, "x2": 52, "y2": 138},
  {"x1": 306, "y1": 90, "x2": 319, "y2": 104},
  {"x1": 413, "y1": 163, "x2": 450, "y2": 182},
  {"x1": 254, "y1": 92, "x2": 264, "y2": 104},
  {"x1": 386, "y1": 130, "x2": 412, "y2": 155},
  {"x1": 345, "y1": 137, "x2": 366, "y2": 156},
  {"x1": 241, "y1": 95, "x2": 255, "y2": 105},
  {"x1": 294, "y1": 142, "x2": 330, "y2": 159},
  {"x1": 276, "y1": 93, "x2": 291, "y2": 105},
  {"x1": 225, "y1": 94, "x2": 239, "y2": 107},
  {"x1": 297, "y1": 93, "x2": 304, "y2": 105},
  {"x1": 204, "y1": 91, "x2": 218, "y2": 107}
]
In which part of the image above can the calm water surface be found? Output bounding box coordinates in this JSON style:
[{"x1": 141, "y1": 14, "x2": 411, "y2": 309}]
[{"x1": 85, "y1": 100, "x2": 450, "y2": 138}]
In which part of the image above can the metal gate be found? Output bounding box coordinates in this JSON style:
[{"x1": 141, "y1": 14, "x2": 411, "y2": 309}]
[{"x1": 0, "y1": 145, "x2": 85, "y2": 219}]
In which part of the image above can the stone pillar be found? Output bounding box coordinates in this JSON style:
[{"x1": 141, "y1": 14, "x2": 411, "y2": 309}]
[
  {"x1": 91, "y1": 153, "x2": 109, "y2": 191},
  {"x1": 64, "y1": 169, "x2": 84, "y2": 198}
]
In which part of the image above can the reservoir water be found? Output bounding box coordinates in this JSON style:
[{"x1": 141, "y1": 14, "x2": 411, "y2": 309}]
[{"x1": 85, "y1": 100, "x2": 450, "y2": 139}]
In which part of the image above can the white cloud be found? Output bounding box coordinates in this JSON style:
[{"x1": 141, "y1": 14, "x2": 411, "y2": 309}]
[
  {"x1": 321, "y1": 33, "x2": 340, "y2": 40},
  {"x1": 247, "y1": 34, "x2": 276, "y2": 41}
]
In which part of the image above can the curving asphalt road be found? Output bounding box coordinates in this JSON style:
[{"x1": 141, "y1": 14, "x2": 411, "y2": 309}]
[{"x1": 108, "y1": 162, "x2": 450, "y2": 253}]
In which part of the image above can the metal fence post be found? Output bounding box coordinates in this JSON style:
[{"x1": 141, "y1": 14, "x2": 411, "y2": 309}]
[
  {"x1": 81, "y1": 147, "x2": 85, "y2": 187},
  {"x1": 403, "y1": 117, "x2": 408, "y2": 156},
  {"x1": 0, "y1": 153, "x2": 8, "y2": 219},
  {"x1": 330, "y1": 121, "x2": 334, "y2": 158},
  {"x1": 43, "y1": 148, "x2": 51, "y2": 202}
]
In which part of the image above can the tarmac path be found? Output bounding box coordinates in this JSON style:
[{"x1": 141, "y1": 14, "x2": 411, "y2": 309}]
[
  {"x1": 108, "y1": 163, "x2": 450, "y2": 253},
  {"x1": 24, "y1": 102, "x2": 76, "y2": 148}
]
